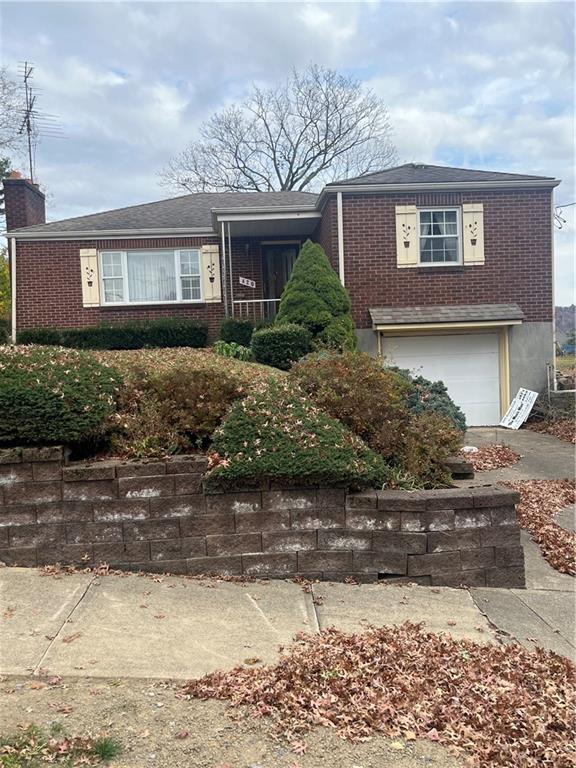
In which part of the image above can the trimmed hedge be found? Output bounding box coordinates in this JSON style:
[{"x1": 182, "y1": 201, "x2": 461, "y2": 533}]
[
  {"x1": 16, "y1": 317, "x2": 208, "y2": 350},
  {"x1": 205, "y1": 379, "x2": 405, "y2": 491},
  {"x1": 0, "y1": 346, "x2": 121, "y2": 445},
  {"x1": 219, "y1": 318, "x2": 254, "y2": 347},
  {"x1": 251, "y1": 323, "x2": 312, "y2": 370}
]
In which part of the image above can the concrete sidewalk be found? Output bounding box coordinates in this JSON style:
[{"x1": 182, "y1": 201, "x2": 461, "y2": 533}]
[{"x1": 1, "y1": 565, "x2": 573, "y2": 681}]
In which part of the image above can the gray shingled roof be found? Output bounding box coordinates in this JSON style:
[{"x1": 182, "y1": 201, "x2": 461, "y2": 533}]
[
  {"x1": 14, "y1": 190, "x2": 318, "y2": 234},
  {"x1": 328, "y1": 163, "x2": 556, "y2": 186},
  {"x1": 369, "y1": 303, "x2": 525, "y2": 326}
]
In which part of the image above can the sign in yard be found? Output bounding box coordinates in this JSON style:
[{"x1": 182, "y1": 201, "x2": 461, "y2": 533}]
[
  {"x1": 499, "y1": 388, "x2": 539, "y2": 429},
  {"x1": 239, "y1": 276, "x2": 256, "y2": 288}
]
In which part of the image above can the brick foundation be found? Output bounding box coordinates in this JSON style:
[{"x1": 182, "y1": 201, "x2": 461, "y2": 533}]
[{"x1": 0, "y1": 448, "x2": 525, "y2": 587}]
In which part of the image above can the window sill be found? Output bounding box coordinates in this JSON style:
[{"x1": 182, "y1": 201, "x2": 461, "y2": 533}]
[
  {"x1": 416, "y1": 265, "x2": 466, "y2": 275},
  {"x1": 100, "y1": 301, "x2": 206, "y2": 309}
]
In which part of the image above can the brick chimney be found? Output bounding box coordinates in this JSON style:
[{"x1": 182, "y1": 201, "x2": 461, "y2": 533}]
[{"x1": 3, "y1": 171, "x2": 46, "y2": 231}]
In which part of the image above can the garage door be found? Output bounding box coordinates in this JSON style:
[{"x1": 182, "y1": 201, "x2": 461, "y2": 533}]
[{"x1": 382, "y1": 332, "x2": 501, "y2": 426}]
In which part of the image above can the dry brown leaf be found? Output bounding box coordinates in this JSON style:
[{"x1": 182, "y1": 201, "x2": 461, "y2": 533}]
[
  {"x1": 184, "y1": 622, "x2": 575, "y2": 768},
  {"x1": 463, "y1": 444, "x2": 520, "y2": 471}
]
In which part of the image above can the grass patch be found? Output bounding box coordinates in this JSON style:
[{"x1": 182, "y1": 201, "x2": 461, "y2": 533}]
[{"x1": 0, "y1": 725, "x2": 121, "y2": 766}]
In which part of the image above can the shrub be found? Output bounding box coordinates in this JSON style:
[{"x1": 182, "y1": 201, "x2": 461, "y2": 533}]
[
  {"x1": 396, "y1": 411, "x2": 463, "y2": 488},
  {"x1": 205, "y1": 379, "x2": 405, "y2": 491},
  {"x1": 291, "y1": 352, "x2": 464, "y2": 487},
  {"x1": 0, "y1": 317, "x2": 10, "y2": 344},
  {"x1": 291, "y1": 351, "x2": 410, "y2": 459},
  {"x1": 17, "y1": 318, "x2": 208, "y2": 350},
  {"x1": 17, "y1": 326, "x2": 61, "y2": 346},
  {"x1": 96, "y1": 347, "x2": 281, "y2": 458},
  {"x1": 220, "y1": 318, "x2": 254, "y2": 347},
  {"x1": 392, "y1": 368, "x2": 467, "y2": 432},
  {"x1": 213, "y1": 340, "x2": 253, "y2": 361},
  {"x1": 0, "y1": 345, "x2": 120, "y2": 445},
  {"x1": 275, "y1": 240, "x2": 356, "y2": 350},
  {"x1": 251, "y1": 323, "x2": 312, "y2": 370}
]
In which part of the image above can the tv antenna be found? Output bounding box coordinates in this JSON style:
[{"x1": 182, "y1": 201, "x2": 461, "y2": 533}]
[{"x1": 17, "y1": 61, "x2": 64, "y2": 183}]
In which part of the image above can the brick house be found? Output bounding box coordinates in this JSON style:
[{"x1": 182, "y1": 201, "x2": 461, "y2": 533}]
[{"x1": 4, "y1": 163, "x2": 559, "y2": 426}]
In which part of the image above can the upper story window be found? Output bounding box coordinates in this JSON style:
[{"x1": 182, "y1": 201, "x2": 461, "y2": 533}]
[
  {"x1": 100, "y1": 249, "x2": 202, "y2": 305},
  {"x1": 418, "y1": 209, "x2": 461, "y2": 265}
]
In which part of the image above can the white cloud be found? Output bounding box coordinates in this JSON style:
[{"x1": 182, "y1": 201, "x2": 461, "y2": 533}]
[{"x1": 1, "y1": 0, "x2": 573, "y2": 302}]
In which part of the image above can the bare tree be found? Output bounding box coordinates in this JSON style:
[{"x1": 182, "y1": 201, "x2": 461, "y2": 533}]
[
  {"x1": 0, "y1": 67, "x2": 25, "y2": 152},
  {"x1": 160, "y1": 65, "x2": 397, "y2": 193}
]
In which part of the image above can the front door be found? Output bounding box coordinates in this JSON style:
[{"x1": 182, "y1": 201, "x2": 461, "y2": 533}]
[{"x1": 262, "y1": 243, "x2": 299, "y2": 302}]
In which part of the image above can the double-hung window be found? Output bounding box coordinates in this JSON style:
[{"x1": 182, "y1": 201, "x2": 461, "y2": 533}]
[
  {"x1": 100, "y1": 249, "x2": 202, "y2": 304},
  {"x1": 418, "y1": 209, "x2": 461, "y2": 264}
]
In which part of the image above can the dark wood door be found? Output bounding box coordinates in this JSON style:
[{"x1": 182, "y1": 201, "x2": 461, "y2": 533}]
[{"x1": 262, "y1": 244, "x2": 299, "y2": 300}]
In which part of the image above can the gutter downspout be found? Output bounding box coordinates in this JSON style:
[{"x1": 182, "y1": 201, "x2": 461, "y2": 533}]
[
  {"x1": 336, "y1": 192, "x2": 345, "y2": 285},
  {"x1": 9, "y1": 237, "x2": 16, "y2": 344},
  {"x1": 220, "y1": 221, "x2": 229, "y2": 317},
  {"x1": 227, "y1": 222, "x2": 234, "y2": 318},
  {"x1": 551, "y1": 191, "x2": 557, "y2": 391}
]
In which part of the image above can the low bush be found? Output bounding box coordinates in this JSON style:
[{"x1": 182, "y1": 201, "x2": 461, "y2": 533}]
[
  {"x1": 0, "y1": 317, "x2": 10, "y2": 344},
  {"x1": 17, "y1": 326, "x2": 61, "y2": 346},
  {"x1": 251, "y1": 323, "x2": 312, "y2": 370},
  {"x1": 95, "y1": 348, "x2": 281, "y2": 459},
  {"x1": 291, "y1": 351, "x2": 464, "y2": 487},
  {"x1": 219, "y1": 318, "x2": 254, "y2": 347},
  {"x1": 291, "y1": 351, "x2": 410, "y2": 459},
  {"x1": 205, "y1": 379, "x2": 405, "y2": 491},
  {"x1": 17, "y1": 317, "x2": 208, "y2": 350},
  {"x1": 396, "y1": 411, "x2": 463, "y2": 488},
  {"x1": 213, "y1": 340, "x2": 253, "y2": 361},
  {"x1": 394, "y1": 368, "x2": 467, "y2": 432},
  {"x1": 0, "y1": 345, "x2": 120, "y2": 446}
]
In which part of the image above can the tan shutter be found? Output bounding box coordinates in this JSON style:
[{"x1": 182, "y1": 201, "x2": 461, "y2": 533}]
[
  {"x1": 395, "y1": 205, "x2": 418, "y2": 267},
  {"x1": 80, "y1": 248, "x2": 100, "y2": 306},
  {"x1": 462, "y1": 203, "x2": 485, "y2": 265},
  {"x1": 201, "y1": 244, "x2": 221, "y2": 303}
]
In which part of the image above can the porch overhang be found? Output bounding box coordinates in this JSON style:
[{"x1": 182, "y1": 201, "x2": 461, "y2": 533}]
[
  {"x1": 211, "y1": 206, "x2": 321, "y2": 238},
  {"x1": 370, "y1": 303, "x2": 525, "y2": 332}
]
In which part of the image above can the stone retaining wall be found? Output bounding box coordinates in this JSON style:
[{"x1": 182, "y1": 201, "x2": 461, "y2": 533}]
[{"x1": 0, "y1": 447, "x2": 525, "y2": 587}]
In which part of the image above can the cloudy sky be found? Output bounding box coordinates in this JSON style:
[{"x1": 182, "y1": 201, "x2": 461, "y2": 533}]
[{"x1": 1, "y1": 0, "x2": 574, "y2": 303}]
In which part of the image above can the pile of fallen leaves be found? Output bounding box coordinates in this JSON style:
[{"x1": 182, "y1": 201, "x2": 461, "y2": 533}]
[
  {"x1": 463, "y1": 444, "x2": 521, "y2": 471},
  {"x1": 0, "y1": 724, "x2": 121, "y2": 766},
  {"x1": 184, "y1": 622, "x2": 575, "y2": 768},
  {"x1": 505, "y1": 479, "x2": 576, "y2": 575},
  {"x1": 525, "y1": 419, "x2": 576, "y2": 444}
]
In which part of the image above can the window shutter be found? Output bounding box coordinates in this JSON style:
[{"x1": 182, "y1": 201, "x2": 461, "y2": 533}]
[
  {"x1": 462, "y1": 203, "x2": 485, "y2": 265},
  {"x1": 201, "y1": 244, "x2": 221, "y2": 302},
  {"x1": 80, "y1": 248, "x2": 100, "y2": 306},
  {"x1": 395, "y1": 205, "x2": 418, "y2": 267}
]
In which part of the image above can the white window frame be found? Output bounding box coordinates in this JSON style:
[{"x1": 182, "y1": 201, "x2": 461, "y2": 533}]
[
  {"x1": 417, "y1": 207, "x2": 462, "y2": 266},
  {"x1": 99, "y1": 248, "x2": 203, "y2": 305}
]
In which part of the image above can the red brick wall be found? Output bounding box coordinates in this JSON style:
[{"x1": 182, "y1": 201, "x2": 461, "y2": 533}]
[
  {"x1": 14, "y1": 235, "x2": 302, "y2": 338},
  {"x1": 318, "y1": 188, "x2": 553, "y2": 327},
  {"x1": 14, "y1": 236, "x2": 226, "y2": 339},
  {"x1": 314, "y1": 197, "x2": 338, "y2": 272}
]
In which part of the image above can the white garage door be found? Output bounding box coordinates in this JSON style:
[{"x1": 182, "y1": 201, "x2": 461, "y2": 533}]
[{"x1": 382, "y1": 332, "x2": 501, "y2": 426}]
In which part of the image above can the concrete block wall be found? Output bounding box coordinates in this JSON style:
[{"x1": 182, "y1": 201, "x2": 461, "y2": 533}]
[{"x1": 0, "y1": 448, "x2": 525, "y2": 587}]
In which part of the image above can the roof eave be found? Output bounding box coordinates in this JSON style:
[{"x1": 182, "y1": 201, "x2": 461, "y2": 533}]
[
  {"x1": 318, "y1": 178, "x2": 561, "y2": 206},
  {"x1": 6, "y1": 226, "x2": 217, "y2": 240}
]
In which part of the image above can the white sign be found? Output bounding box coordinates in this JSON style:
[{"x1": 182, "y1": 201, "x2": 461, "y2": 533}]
[
  {"x1": 239, "y1": 276, "x2": 256, "y2": 289},
  {"x1": 499, "y1": 388, "x2": 539, "y2": 430}
]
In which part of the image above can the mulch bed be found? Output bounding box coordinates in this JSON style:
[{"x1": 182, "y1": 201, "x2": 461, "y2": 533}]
[
  {"x1": 463, "y1": 444, "x2": 520, "y2": 472},
  {"x1": 505, "y1": 479, "x2": 576, "y2": 575},
  {"x1": 525, "y1": 419, "x2": 576, "y2": 444},
  {"x1": 184, "y1": 622, "x2": 575, "y2": 768}
]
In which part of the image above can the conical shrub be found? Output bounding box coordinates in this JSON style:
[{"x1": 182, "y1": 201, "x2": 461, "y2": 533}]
[{"x1": 275, "y1": 240, "x2": 356, "y2": 350}]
